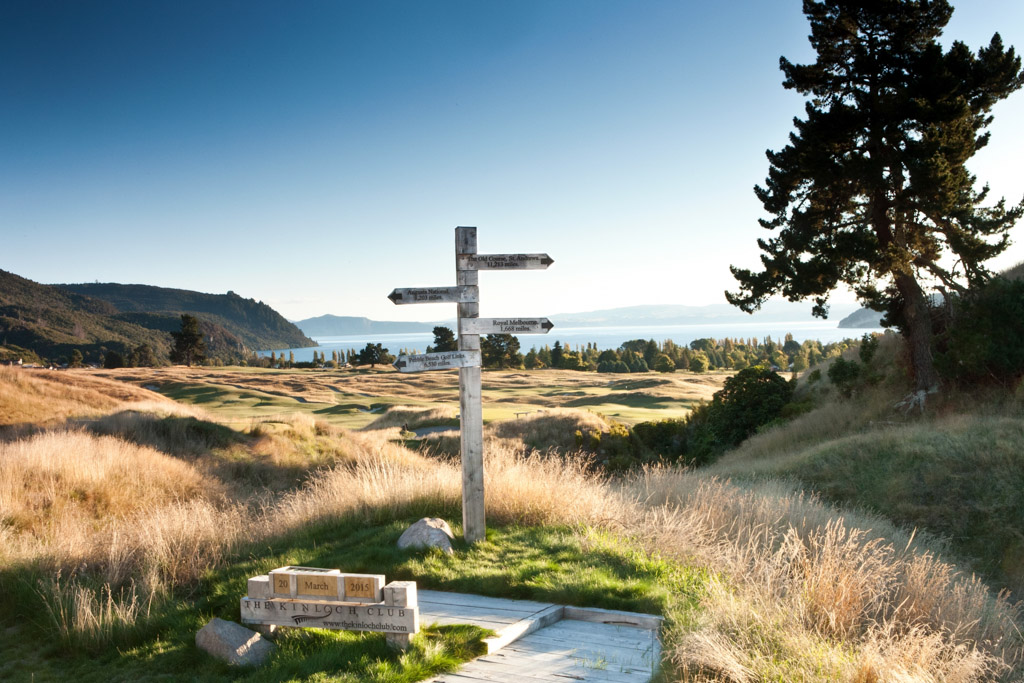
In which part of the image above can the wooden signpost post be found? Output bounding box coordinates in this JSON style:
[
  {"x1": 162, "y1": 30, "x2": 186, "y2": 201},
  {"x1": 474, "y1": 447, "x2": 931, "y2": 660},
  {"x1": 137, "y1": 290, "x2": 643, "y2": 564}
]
[{"x1": 389, "y1": 226, "x2": 553, "y2": 543}]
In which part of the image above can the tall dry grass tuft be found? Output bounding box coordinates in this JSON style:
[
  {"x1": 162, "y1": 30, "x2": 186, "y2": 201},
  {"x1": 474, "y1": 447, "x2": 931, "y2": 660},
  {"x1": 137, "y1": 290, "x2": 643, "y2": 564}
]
[
  {"x1": 0, "y1": 429, "x2": 221, "y2": 539},
  {"x1": 483, "y1": 438, "x2": 626, "y2": 527},
  {"x1": 627, "y1": 467, "x2": 1022, "y2": 679},
  {"x1": 0, "y1": 367, "x2": 172, "y2": 428},
  {"x1": 275, "y1": 428, "x2": 461, "y2": 526},
  {"x1": 362, "y1": 405, "x2": 458, "y2": 430},
  {"x1": 37, "y1": 574, "x2": 153, "y2": 650},
  {"x1": 490, "y1": 408, "x2": 609, "y2": 452}
]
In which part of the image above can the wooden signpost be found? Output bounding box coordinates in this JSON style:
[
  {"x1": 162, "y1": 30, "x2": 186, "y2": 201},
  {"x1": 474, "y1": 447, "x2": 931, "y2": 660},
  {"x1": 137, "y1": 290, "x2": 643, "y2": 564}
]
[{"x1": 389, "y1": 226, "x2": 553, "y2": 543}]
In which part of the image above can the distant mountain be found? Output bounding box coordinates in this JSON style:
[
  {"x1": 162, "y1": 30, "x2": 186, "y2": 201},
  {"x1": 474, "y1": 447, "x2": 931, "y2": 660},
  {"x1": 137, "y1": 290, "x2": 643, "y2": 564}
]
[
  {"x1": 59, "y1": 282, "x2": 315, "y2": 351},
  {"x1": 296, "y1": 301, "x2": 864, "y2": 339},
  {"x1": 547, "y1": 301, "x2": 857, "y2": 327},
  {"x1": 294, "y1": 314, "x2": 437, "y2": 337}
]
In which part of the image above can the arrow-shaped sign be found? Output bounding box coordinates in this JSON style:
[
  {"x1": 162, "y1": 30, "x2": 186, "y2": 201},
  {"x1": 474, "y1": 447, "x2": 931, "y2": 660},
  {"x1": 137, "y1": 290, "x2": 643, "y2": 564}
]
[
  {"x1": 457, "y1": 253, "x2": 554, "y2": 271},
  {"x1": 388, "y1": 286, "x2": 478, "y2": 305},
  {"x1": 393, "y1": 350, "x2": 482, "y2": 373},
  {"x1": 460, "y1": 317, "x2": 554, "y2": 335}
]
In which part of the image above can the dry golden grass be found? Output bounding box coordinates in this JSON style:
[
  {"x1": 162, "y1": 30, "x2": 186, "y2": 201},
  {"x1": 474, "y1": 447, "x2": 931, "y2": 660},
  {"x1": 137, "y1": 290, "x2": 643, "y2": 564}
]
[
  {"x1": 0, "y1": 429, "x2": 219, "y2": 535},
  {"x1": 3, "y1": 365, "x2": 1021, "y2": 679},
  {"x1": 0, "y1": 366, "x2": 173, "y2": 428},
  {"x1": 98, "y1": 365, "x2": 726, "y2": 417},
  {"x1": 363, "y1": 405, "x2": 459, "y2": 430},
  {"x1": 628, "y1": 469, "x2": 1021, "y2": 680},
  {"x1": 490, "y1": 407, "x2": 610, "y2": 451}
]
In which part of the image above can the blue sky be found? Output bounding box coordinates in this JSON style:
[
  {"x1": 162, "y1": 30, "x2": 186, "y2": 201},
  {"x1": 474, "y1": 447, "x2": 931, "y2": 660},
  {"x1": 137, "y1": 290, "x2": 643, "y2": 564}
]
[{"x1": 2, "y1": 1, "x2": 1023, "y2": 323}]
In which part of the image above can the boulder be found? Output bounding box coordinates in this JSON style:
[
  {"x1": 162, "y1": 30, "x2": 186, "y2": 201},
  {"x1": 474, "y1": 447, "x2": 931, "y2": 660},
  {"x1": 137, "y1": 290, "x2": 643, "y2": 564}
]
[
  {"x1": 397, "y1": 517, "x2": 455, "y2": 555},
  {"x1": 196, "y1": 617, "x2": 276, "y2": 667}
]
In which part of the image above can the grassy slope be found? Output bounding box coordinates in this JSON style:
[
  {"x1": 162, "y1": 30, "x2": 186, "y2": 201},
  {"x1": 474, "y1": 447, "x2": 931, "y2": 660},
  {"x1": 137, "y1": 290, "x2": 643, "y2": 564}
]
[
  {"x1": 96, "y1": 366, "x2": 724, "y2": 429},
  {"x1": 4, "y1": 363, "x2": 1023, "y2": 681},
  {"x1": 0, "y1": 367, "x2": 705, "y2": 682},
  {"x1": 710, "y1": 337, "x2": 1024, "y2": 595}
]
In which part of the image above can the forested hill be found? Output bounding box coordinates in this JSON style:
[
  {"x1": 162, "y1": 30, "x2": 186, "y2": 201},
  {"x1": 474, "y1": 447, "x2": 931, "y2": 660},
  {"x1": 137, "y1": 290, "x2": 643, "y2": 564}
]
[
  {"x1": 1, "y1": 269, "x2": 176, "y2": 364},
  {"x1": 58, "y1": 282, "x2": 314, "y2": 351}
]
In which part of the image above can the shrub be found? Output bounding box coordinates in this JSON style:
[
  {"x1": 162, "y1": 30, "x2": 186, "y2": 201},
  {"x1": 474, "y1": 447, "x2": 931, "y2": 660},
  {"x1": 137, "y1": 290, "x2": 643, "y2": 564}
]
[
  {"x1": 632, "y1": 366, "x2": 794, "y2": 467},
  {"x1": 828, "y1": 357, "x2": 861, "y2": 397},
  {"x1": 936, "y1": 278, "x2": 1024, "y2": 386},
  {"x1": 653, "y1": 354, "x2": 676, "y2": 373}
]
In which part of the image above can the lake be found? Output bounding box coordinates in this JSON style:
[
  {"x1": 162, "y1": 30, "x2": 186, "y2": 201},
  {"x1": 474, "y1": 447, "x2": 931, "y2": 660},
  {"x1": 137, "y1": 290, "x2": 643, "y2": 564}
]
[{"x1": 261, "y1": 321, "x2": 885, "y2": 363}]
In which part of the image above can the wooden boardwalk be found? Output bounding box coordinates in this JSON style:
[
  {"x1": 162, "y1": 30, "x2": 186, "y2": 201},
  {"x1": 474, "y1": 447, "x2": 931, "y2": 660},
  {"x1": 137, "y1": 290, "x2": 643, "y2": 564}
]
[{"x1": 419, "y1": 590, "x2": 662, "y2": 682}]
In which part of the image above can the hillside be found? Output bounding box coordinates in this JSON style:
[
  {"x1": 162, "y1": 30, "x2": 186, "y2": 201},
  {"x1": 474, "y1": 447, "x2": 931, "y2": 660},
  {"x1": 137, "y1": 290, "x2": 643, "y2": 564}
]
[
  {"x1": 0, "y1": 270, "x2": 311, "y2": 365},
  {"x1": 60, "y1": 282, "x2": 314, "y2": 351},
  {"x1": 0, "y1": 269, "x2": 174, "y2": 364}
]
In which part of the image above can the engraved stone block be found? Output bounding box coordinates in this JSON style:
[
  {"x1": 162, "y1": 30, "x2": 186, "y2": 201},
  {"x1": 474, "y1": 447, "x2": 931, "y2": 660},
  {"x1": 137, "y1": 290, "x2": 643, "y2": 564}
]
[
  {"x1": 342, "y1": 573, "x2": 384, "y2": 603},
  {"x1": 269, "y1": 566, "x2": 343, "y2": 600}
]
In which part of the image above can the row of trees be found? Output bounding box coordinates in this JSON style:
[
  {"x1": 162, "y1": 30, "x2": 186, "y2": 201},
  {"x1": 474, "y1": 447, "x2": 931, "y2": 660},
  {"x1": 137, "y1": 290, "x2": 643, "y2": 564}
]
[{"x1": 419, "y1": 326, "x2": 858, "y2": 374}]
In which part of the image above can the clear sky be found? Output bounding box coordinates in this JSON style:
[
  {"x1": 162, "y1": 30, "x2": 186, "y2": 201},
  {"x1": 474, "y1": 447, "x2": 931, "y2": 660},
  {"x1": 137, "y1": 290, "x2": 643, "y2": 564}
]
[{"x1": 2, "y1": 1, "x2": 1022, "y2": 323}]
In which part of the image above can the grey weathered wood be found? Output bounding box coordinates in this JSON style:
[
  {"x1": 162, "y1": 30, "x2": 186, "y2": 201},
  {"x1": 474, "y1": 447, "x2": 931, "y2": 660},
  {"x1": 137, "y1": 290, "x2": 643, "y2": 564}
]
[
  {"x1": 456, "y1": 253, "x2": 554, "y2": 271},
  {"x1": 481, "y1": 604, "x2": 564, "y2": 654},
  {"x1": 394, "y1": 350, "x2": 482, "y2": 373},
  {"x1": 387, "y1": 229, "x2": 552, "y2": 546},
  {"x1": 388, "y1": 285, "x2": 479, "y2": 305},
  {"x1": 456, "y1": 227, "x2": 485, "y2": 544},
  {"x1": 459, "y1": 317, "x2": 554, "y2": 335},
  {"x1": 419, "y1": 589, "x2": 556, "y2": 614},
  {"x1": 516, "y1": 624, "x2": 656, "y2": 653},
  {"x1": 418, "y1": 591, "x2": 660, "y2": 683},
  {"x1": 562, "y1": 606, "x2": 664, "y2": 631}
]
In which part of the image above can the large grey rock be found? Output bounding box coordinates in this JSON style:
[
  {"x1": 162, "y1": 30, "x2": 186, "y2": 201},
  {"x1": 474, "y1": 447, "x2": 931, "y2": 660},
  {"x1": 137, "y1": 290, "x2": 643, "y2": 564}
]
[
  {"x1": 397, "y1": 517, "x2": 455, "y2": 555},
  {"x1": 196, "y1": 617, "x2": 276, "y2": 667}
]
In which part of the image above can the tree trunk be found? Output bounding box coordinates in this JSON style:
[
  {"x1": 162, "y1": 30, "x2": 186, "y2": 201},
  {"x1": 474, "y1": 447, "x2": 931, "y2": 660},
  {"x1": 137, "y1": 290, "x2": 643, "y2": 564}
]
[{"x1": 894, "y1": 272, "x2": 939, "y2": 393}]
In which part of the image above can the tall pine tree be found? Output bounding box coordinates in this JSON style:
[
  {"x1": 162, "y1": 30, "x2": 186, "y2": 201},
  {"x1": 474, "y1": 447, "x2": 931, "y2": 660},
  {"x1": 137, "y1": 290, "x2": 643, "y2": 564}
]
[
  {"x1": 727, "y1": 0, "x2": 1023, "y2": 393},
  {"x1": 170, "y1": 314, "x2": 206, "y2": 367}
]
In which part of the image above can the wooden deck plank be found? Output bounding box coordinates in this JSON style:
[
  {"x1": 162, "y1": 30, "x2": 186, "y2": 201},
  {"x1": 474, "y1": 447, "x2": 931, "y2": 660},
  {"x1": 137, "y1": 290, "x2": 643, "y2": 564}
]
[
  {"x1": 417, "y1": 591, "x2": 661, "y2": 683},
  {"x1": 517, "y1": 627, "x2": 658, "y2": 653},
  {"x1": 468, "y1": 651, "x2": 654, "y2": 682},
  {"x1": 503, "y1": 640, "x2": 657, "y2": 672},
  {"x1": 420, "y1": 590, "x2": 556, "y2": 614},
  {"x1": 563, "y1": 606, "x2": 663, "y2": 631},
  {"x1": 433, "y1": 660, "x2": 649, "y2": 683}
]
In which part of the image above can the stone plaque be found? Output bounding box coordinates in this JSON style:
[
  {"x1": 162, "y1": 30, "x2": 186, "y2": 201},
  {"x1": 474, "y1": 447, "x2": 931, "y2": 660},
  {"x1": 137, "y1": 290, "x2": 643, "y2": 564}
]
[
  {"x1": 344, "y1": 573, "x2": 384, "y2": 602},
  {"x1": 240, "y1": 597, "x2": 419, "y2": 634},
  {"x1": 269, "y1": 566, "x2": 342, "y2": 599}
]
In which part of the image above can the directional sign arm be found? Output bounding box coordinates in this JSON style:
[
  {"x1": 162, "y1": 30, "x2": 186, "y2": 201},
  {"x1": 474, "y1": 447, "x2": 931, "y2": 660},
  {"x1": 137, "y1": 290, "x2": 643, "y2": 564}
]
[
  {"x1": 388, "y1": 286, "x2": 478, "y2": 305},
  {"x1": 456, "y1": 254, "x2": 554, "y2": 271},
  {"x1": 393, "y1": 350, "x2": 482, "y2": 372},
  {"x1": 459, "y1": 317, "x2": 554, "y2": 335}
]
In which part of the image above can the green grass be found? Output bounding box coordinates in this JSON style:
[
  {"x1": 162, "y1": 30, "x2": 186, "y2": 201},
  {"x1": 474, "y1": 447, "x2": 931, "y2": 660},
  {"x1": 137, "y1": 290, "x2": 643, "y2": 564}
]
[
  {"x1": 772, "y1": 415, "x2": 1024, "y2": 593},
  {"x1": 4, "y1": 515, "x2": 705, "y2": 681},
  {"x1": 143, "y1": 368, "x2": 722, "y2": 431},
  {"x1": 160, "y1": 381, "x2": 438, "y2": 430}
]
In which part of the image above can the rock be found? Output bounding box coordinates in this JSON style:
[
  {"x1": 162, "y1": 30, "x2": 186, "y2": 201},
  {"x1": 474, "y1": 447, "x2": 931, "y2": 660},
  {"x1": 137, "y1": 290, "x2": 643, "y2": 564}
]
[
  {"x1": 397, "y1": 517, "x2": 455, "y2": 555},
  {"x1": 196, "y1": 617, "x2": 276, "y2": 667}
]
